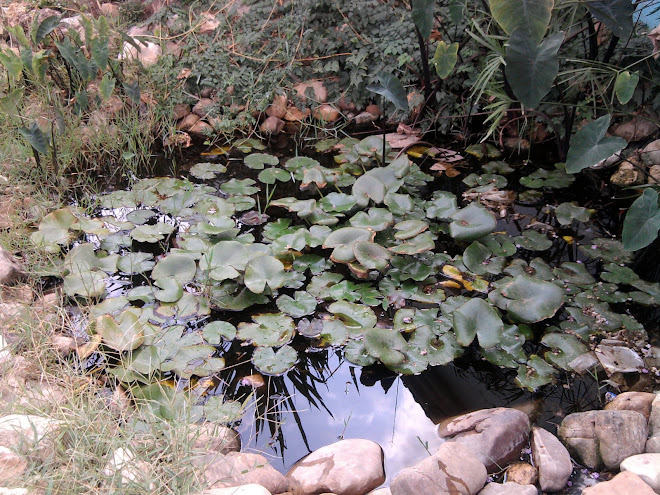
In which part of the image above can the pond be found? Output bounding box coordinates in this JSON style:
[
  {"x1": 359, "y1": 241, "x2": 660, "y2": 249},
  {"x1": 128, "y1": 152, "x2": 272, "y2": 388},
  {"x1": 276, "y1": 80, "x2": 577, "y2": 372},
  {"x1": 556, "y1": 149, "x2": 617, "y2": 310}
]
[{"x1": 33, "y1": 135, "x2": 660, "y2": 482}]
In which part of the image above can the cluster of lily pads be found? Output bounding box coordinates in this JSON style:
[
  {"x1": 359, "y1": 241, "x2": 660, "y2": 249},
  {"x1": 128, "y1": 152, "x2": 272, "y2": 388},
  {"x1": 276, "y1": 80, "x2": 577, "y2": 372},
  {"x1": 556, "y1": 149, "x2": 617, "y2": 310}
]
[{"x1": 31, "y1": 135, "x2": 659, "y2": 407}]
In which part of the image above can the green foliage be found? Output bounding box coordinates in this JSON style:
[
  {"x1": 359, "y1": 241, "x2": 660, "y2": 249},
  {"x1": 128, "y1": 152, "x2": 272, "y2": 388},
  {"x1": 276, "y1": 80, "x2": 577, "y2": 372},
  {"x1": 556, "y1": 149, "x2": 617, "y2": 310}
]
[
  {"x1": 622, "y1": 188, "x2": 660, "y2": 251},
  {"x1": 565, "y1": 115, "x2": 627, "y2": 173}
]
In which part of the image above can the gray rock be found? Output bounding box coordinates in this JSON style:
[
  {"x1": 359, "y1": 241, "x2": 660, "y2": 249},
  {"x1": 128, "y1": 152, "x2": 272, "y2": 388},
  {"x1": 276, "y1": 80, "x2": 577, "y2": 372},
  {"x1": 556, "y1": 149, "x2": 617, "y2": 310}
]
[
  {"x1": 189, "y1": 424, "x2": 241, "y2": 457},
  {"x1": 0, "y1": 414, "x2": 61, "y2": 453},
  {"x1": 286, "y1": 439, "x2": 384, "y2": 495},
  {"x1": 620, "y1": 453, "x2": 660, "y2": 493},
  {"x1": 437, "y1": 407, "x2": 530, "y2": 472},
  {"x1": 531, "y1": 427, "x2": 572, "y2": 492},
  {"x1": 604, "y1": 392, "x2": 657, "y2": 420},
  {"x1": 368, "y1": 489, "x2": 391, "y2": 495},
  {"x1": 0, "y1": 446, "x2": 27, "y2": 480},
  {"x1": 647, "y1": 434, "x2": 660, "y2": 453},
  {"x1": 596, "y1": 345, "x2": 644, "y2": 374},
  {"x1": 200, "y1": 452, "x2": 289, "y2": 494},
  {"x1": 642, "y1": 139, "x2": 660, "y2": 166},
  {"x1": 558, "y1": 410, "x2": 647, "y2": 470},
  {"x1": 0, "y1": 249, "x2": 25, "y2": 286},
  {"x1": 478, "y1": 482, "x2": 537, "y2": 495},
  {"x1": 612, "y1": 117, "x2": 659, "y2": 142},
  {"x1": 192, "y1": 98, "x2": 215, "y2": 117},
  {"x1": 196, "y1": 485, "x2": 273, "y2": 495},
  {"x1": 582, "y1": 471, "x2": 656, "y2": 495},
  {"x1": 650, "y1": 395, "x2": 660, "y2": 436},
  {"x1": 390, "y1": 442, "x2": 487, "y2": 495},
  {"x1": 102, "y1": 447, "x2": 154, "y2": 488}
]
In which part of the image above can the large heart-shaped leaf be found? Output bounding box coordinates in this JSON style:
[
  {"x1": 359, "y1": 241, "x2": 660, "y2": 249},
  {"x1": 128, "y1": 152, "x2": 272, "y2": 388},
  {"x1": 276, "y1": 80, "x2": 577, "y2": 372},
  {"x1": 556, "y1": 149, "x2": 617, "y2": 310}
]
[
  {"x1": 276, "y1": 291, "x2": 318, "y2": 318},
  {"x1": 586, "y1": 0, "x2": 634, "y2": 38},
  {"x1": 489, "y1": 0, "x2": 555, "y2": 43},
  {"x1": 252, "y1": 345, "x2": 298, "y2": 375},
  {"x1": 237, "y1": 313, "x2": 295, "y2": 347},
  {"x1": 96, "y1": 309, "x2": 145, "y2": 352},
  {"x1": 489, "y1": 274, "x2": 564, "y2": 322},
  {"x1": 366, "y1": 72, "x2": 409, "y2": 112},
  {"x1": 505, "y1": 30, "x2": 563, "y2": 108},
  {"x1": 565, "y1": 115, "x2": 627, "y2": 173},
  {"x1": 412, "y1": 0, "x2": 435, "y2": 39},
  {"x1": 452, "y1": 298, "x2": 504, "y2": 348},
  {"x1": 151, "y1": 253, "x2": 196, "y2": 285},
  {"x1": 433, "y1": 41, "x2": 459, "y2": 79},
  {"x1": 614, "y1": 70, "x2": 639, "y2": 105},
  {"x1": 244, "y1": 255, "x2": 286, "y2": 293},
  {"x1": 622, "y1": 189, "x2": 660, "y2": 251}
]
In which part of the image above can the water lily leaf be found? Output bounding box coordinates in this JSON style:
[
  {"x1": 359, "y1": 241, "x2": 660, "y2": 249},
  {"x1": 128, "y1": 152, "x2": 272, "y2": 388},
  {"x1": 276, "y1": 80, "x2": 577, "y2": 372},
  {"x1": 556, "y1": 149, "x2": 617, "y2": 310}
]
[
  {"x1": 578, "y1": 237, "x2": 633, "y2": 264},
  {"x1": 151, "y1": 253, "x2": 196, "y2": 285},
  {"x1": 482, "y1": 161, "x2": 515, "y2": 175},
  {"x1": 153, "y1": 277, "x2": 183, "y2": 303},
  {"x1": 489, "y1": 274, "x2": 564, "y2": 322},
  {"x1": 433, "y1": 40, "x2": 459, "y2": 78},
  {"x1": 64, "y1": 270, "x2": 106, "y2": 298},
  {"x1": 220, "y1": 178, "x2": 259, "y2": 196},
  {"x1": 352, "y1": 175, "x2": 386, "y2": 206},
  {"x1": 323, "y1": 227, "x2": 374, "y2": 263},
  {"x1": 622, "y1": 189, "x2": 660, "y2": 251},
  {"x1": 465, "y1": 143, "x2": 501, "y2": 159},
  {"x1": 31, "y1": 208, "x2": 78, "y2": 252},
  {"x1": 244, "y1": 255, "x2": 286, "y2": 293},
  {"x1": 96, "y1": 309, "x2": 145, "y2": 352},
  {"x1": 211, "y1": 287, "x2": 269, "y2": 311},
  {"x1": 514, "y1": 230, "x2": 552, "y2": 251},
  {"x1": 566, "y1": 115, "x2": 627, "y2": 174},
  {"x1": 482, "y1": 324, "x2": 528, "y2": 368},
  {"x1": 384, "y1": 192, "x2": 414, "y2": 215},
  {"x1": 237, "y1": 313, "x2": 295, "y2": 347},
  {"x1": 516, "y1": 355, "x2": 555, "y2": 391},
  {"x1": 301, "y1": 167, "x2": 327, "y2": 189},
  {"x1": 131, "y1": 223, "x2": 175, "y2": 243},
  {"x1": 258, "y1": 167, "x2": 290, "y2": 184},
  {"x1": 315, "y1": 318, "x2": 351, "y2": 347},
  {"x1": 366, "y1": 72, "x2": 408, "y2": 112},
  {"x1": 505, "y1": 30, "x2": 563, "y2": 108},
  {"x1": 394, "y1": 220, "x2": 429, "y2": 240},
  {"x1": 542, "y1": 332, "x2": 588, "y2": 370},
  {"x1": 293, "y1": 255, "x2": 332, "y2": 275},
  {"x1": 426, "y1": 191, "x2": 458, "y2": 219},
  {"x1": 449, "y1": 204, "x2": 496, "y2": 241},
  {"x1": 553, "y1": 262, "x2": 595, "y2": 286},
  {"x1": 586, "y1": 0, "x2": 634, "y2": 38},
  {"x1": 328, "y1": 300, "x2": 377, "y2": 328},
  {"x1": 319, "y1": 192, "x2": 356, "y2": 213},
  {"x1": 252, "y1": 345, "x2": 298, "y2": 375},
  {"x1": 189, "y1": 162, "x2": 227, "y2": 179},
  {"x1": 601, "y1": 263, "x2": 639, "y2": 284},
  {"x1": 276, "y1": 291, "x2": 318, "y2": 318},
  {"x1": 519, "y1": 167, "x2": 575, "y2": 189},
  {"x1": 452, "y1": 298, "x2": 504, "y2": 348},
  {"x1": 344, "y1": 339, "x2": 377, "y2": 366},
  {"x1": 555, "y1": 202, "x2": 592, "y2": 225},
  {"x1": 353, "y1": 241, "x2": 391, "y2": 270},
  {"x1": 200, "y1": 241, "x2": 249, "y2": 281},
  {"x1": 161, "y1": 344, "x2": 225, "y2": 379},
  {"x1": 244, "y1": 152, "x2": 279, "y2": 170},
  {"x1": 364, "y1": 328, "x2": 408, "y2": 366},
  {"x1": 389, "y1": 232, "x2": 436, "y2": 255},
  {"x1": 349, "y1": 208, "x2": 393, "y2": 231},
  {"x1": 202, "y1": 396, "x2": 244, "y2": 423},
  {"x1": 408, "y1": 326, "x2": 462, "y2": 366},
  {"x1": 126, "y1": 286, "x2": 155, "y2": 303},
  {"x1": 489, "y1": 0, "x2": 554, "y2": 43}
]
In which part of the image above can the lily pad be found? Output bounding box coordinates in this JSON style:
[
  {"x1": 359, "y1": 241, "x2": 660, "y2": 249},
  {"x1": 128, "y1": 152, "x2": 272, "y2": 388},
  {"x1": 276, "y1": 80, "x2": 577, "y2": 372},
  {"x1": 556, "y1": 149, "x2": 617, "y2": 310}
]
[
  {"x1": 131, "y1": 223, "x2": 175, "y2": 243},
  {"x1": 353, "y1": 241, "x2": 391, "y2": 270},
  {"x1": 514, "y1": 230, "x2": 552, "y2": 251},
  {"x1": 276, "y1": 291, "x2": 318, "y2": 318},
  {"x1": 489, "y1": 274, "x2": 564, "y2": 323},
  {"x1": 482, "y1": 324, "x2": 528, "y2": 368},
  {"x1": 553, "y1": 262, "x2": 595, "y2": 286},
  {"x1": 389, "y1": 232, "x2": 436, "y2": 255},
  {"x1": 220, "y1": 178, "x2": 259, "y2": 196},
  {"x1": 452, "y1": 298, "x2": 504, "y2": 348},
  {"x1": 189, "y1": 162, "x2": 227, "y2": 179},
  {"x1": 343, "y1": 339, "x2": 377, "y2": 366},
  {"x1": 202, "y1": 321, "x2": 237, "y2": 344},
  {"x1": 555, "y1": 202, "x2": 592, "y2": 226},
  {"x1": 31, "y1": 208, "x2": 79, "y2": 252},
  {"x1": 578, "y1": 237, "x2": 634, "y2": 264},
  {"x1": 151, "y1": 253, "x2": 197, "y2": 285},
  {"x1": 349, "y1": 208, "x2": 393, "y2": 231},
  {"x1": 449, "y1": 204, "x2": 496, "y2": 241},
  {"x1": 252, "y1": 345, "x2": 298, "y2": 375},
  {"x1": 244, "y1": 255, "x2": 286, "y2": 293},
  {"x1": 426, "y1": 191, "x2": 458, "y2": 220},
  {"x1": 161, "y1": 344, "x2": 225, "y2": 379},
  {"x1": 364, "y1": 328, "x2": 408, "y2": 366},
  {"x1": 541, "y1": 332, "x2": 588, "y2": 370},
  {"x1": 352, "y1": 175, "x2": 386, "y2": 206},
  {"x1": 319, "y1": 193, "x2": 357, "y2": 213},
  {"x1": 244, "y1": 153, "x2": 279, "y2": 170},
  {"x1": 516, "y1": 355, "x2": 555, "y2": 391},
  {"x1": 200, "y1": 241, "x2": 249, "y2": 281},
  {"x1": 328, "y1": 300, "x2": 377, "y2": 329},
  {"x1": 393, "y1": 220, "x2": 429, "y2": 240},
  {"x1": 258, "y1": 167, "x2": 291, "y2": 184},
  {"x1": 96, "y1": 309, "x2": 145, "y2": 352},
  {"x1": 237, "y1": 313, "x2": 295, "y2": 347}
]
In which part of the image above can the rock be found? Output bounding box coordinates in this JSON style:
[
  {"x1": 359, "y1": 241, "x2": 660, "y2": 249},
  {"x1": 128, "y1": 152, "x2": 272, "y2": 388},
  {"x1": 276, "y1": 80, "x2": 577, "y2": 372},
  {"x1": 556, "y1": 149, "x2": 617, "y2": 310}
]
[
  {"x1": 0, "y1": 249, "x2": 25, "y2": 285},
  {"x1": 650, "y1": 395, "x2": 660, "y2": 436},
  {"x1": 568, "y1": 351, "x2": 600, "y2": 374},
  {"x1": 266, "y1": 94, "x2": 288, "y2": 119},
  {"x1": 198, "y1": 13, "x2": 220, "y2": 35},
  {"x1": 531, "y1": 427, "x2": 572, "y2": 492},
  {"x1": 338, "y1": 96, "x2": 357, "y2": 112},
  {"x1": 283, "y1": 106, "x2": 310, "y2": 122},
  {"x1": 604, "y1": 392, "x2": 657, "y2": 420},
  {"x1": 0, "y1": 488, "x2": 29, "y2": 494},
  {"x1": 582, "y1": 471, "x2": 656, "y2": 495},
  {"x1": 365, "y1": 104, "x2": 382, "y2": 117},
  {"x1": 610, "y1": 161, "x2": 645, "y2": 187},
  {"x1": 196, "y1": 485, "x2": 272, "y2": 495},
  {"x1": 294, "y1": 80, "x2": 327, "y2": 103},
  {"x1": 173, "y1": 103, "x2": 191, "y2": 120},
  {"x1": 390, "y1": 442, "x2": 487, "y2": 495},
  {"x1": 506, "y1": 462, "x2": 537, "y2": 485},
  {"x1": 642, "y1": 139, "x2": 660, "y2": 166},
  {"x1": 51, "y1": 334, "x2": 81, "y2": 356},
  {"x1": 437, "y1": 407, "x2": 531, "y2": 472},
  {"x1": 260, "y1": 116, "x2": 285, "y2": 135},
  {"x1": 99, "y1": 3, "x2": 120, "y2": 18},
  {"x1": 368, "y1": 489, "x2": 391, "y2": 495},
  {"x1": 189, "y1": 120, "x2": 213, "y2": 138},
  {"x1": 190, "y1": 424, "x2": 241, "y2": 456},
  {"x1": 103, "y1": 447, "x2": 153, "y2": 487},
  {"x1": 647, "y1": 434, "x2": 660, "y2": 453},
  {"x1": 354, "y1": 112, "x2": 377, "y2": 124},
  {"x1": 0, "y1": 414, "x2": 61, "y2": 450},
  {"x1": 176, "y1": 113, "x2": 200, "y2": 131},
  {"x1": 0, "y1": 446, "x2": 27, "y2": 479},
  {"x1": 193, "y1": 98, "x2": 215, "y2": 117},
  {"x1": 200, "y1": 451, "x2": 289, "y2": 494},
  {"x1": 286, "y1": 439, "x2": 384, "y2": 495},
  {"x1": 596, "y1": 345, "x2": 644, "y2": 374},
  {"x1": 557, "y1": 410, "x2": 647, "y2": 470},
  {"x1": 120, "y1": 41, "x2": 161, "y2": 67},
  {"x1": 620, "y1": 453, "x2": 660, "y2": 492},
  {"x1": 477, "y1": 482, "x2": 537, "y2": 495},
  {"x1": 612, "y1": 117, "x2": 659, "y2": 141},
  {"x1": 313, "y1": 104, "x2": 341, "y2": 122},
  {"x1": 650, "y1": 165, "x2": 660, "y2": 184}
]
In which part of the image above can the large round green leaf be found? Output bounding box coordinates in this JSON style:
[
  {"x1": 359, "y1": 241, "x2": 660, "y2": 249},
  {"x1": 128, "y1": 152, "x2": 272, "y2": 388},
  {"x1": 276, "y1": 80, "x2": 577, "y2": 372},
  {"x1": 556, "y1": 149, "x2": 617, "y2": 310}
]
[
  {"x1": 237, "y1": 313, "x2": 295, "y2": 347},
  {"x1": 96, "y1": 309, "x2": 145, "y2": 352},
  {"x1": 244, "y1": 152, "x2": 279, "y2": 170},
  {"x1": 151, "y1": 253, "x2": 197, "y2": 285},
  {"x1": 252, "y1": 345, "x2": 298, "y2": 375},
  {"x1": 449, "y1": 204, "x2": 496, "y2": 241},
  {"x1": 489, "y1": 0, "x2": 554, "y2": 43},
  {"x1": 452, "y1": 298, "x2": 504, "y2": 348},
  {"x1": 160, "y1": 344, "x2": 225, "y2": 379},
  {"x1": 622, "y1": 189, "x2": 660, "y2": 251},
  {"x1": 30, "y1": 208, "x2": 79, "y2": 252},
  {"x1": 244, "y1": 255, "x2": 285, "y2": 293},
  {"x1": 328, "y1": 301, "x2": 377, "y2": 329},
  {"x1": 505, "y1": 31, "x2": 563, "y2": 109},
  {"x1": 541, "y1": 332, "x2": 588, "y2": 370},
  {"x1": 515, "y1": 355, "x2": 555, "y2": 391},
  {"x1": 489, "y1": 274, "x2": 564, "y2": 322},
  {"x1": 353, "y1": 241, "x2": 391, "y2": 270},
  {"x1": 565, "y1": 115, "x2": 627, "y2": 174},
  {"x1": 352, "y1": 175, "x2": 386, "y2": 207},
  {"x1": 364, "y1": 328, "x2": 408, "y2": 366},
  {"x1": 276, "y1": 291, "x2": 318, "y2": 318}
]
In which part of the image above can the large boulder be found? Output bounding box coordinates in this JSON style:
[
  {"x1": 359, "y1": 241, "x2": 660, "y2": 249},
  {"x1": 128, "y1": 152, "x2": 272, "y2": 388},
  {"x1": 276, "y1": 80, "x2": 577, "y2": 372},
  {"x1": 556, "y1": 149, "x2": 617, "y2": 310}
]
[
  {"x1": 605, "y1": 392, "x2": 657, "y2": 420},
  {"x1": 0, "y1": 446, "x2": 27, "y2": 480},
  {"x1": 531, "y1": 427, "x2": 572, "y2": 492},
  {"x1": 620, "y1": 453, "x2": 660, "y2": 493},
  {"x1": 390, "y1": 442, "x2": 487, "y2": 495},
  {"x1": 648, "y1": 395, "x2": 660, "y2": 453},
  {"x1": 0, "y1": 249, "x2": 25, "y2": 286},
  {"x1": 199, "y1": 452, "x2": 289, "y2": 494},
  {"x1": 558, "y1": 410, "x2": 647, "y2": 470},
  {"x1": 582, "y1": 471, "x2": 655, "y2": 495},
  {"x1": 286, "y1": 439, "x2": 384, "y2": 495},
  {"x1": 189, "y1": 424, "x2": 241, "y2": 457},
  {"x1": 437, "y1": 408, "x2": 530, "y2": 472},
  {"x1": 477, "y1": 482, "x2": 537, "y2": 495},
  {"x1": 195, "y1": 485, "x2": 272, "y2": 495}
]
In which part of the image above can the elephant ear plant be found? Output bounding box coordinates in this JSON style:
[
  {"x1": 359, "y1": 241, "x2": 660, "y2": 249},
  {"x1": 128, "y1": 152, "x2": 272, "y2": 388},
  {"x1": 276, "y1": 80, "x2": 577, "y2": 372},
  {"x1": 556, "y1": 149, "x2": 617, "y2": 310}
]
[{"x1": 31, "y1": 134, "x2": 660, "y2": 422}]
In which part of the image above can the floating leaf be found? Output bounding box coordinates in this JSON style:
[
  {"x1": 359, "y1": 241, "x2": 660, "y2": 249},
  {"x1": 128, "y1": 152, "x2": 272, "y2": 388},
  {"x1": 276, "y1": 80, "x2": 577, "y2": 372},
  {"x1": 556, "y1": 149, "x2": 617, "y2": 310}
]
[
  {"x1": 352, "y1": 175, "x2": 386, "y2": 206},
  {"x1": 252, "y1": 345, "x2": 298, "y2": 375},
  {"x1": 117, "y1": 252, "x2": 155, "y2": 274},
  {"x1": 465, "y1": 143, "x2": 501, "y2": 159},
  {"x1": 244, "y1": 153, "x2": 279, "y2": 170},
  {"x1": 244, "y1": 255, "x2": 286, "y2": 293},
  {"x1": 514, "y1": 230, "x2": 552, "y2": 251},
  {"x1": 482, "y1": 324, "x2": 528, "y2": 368},
  {"x1": 276, "y1": 291, "x2": 318, "y2": 318},
  {"x1": 393, "y1": 220, "x2": 429, "y2": 240},
  {"x1": 426, "y1": 192, "x2": 458, "y2": 219},
  {"x1": 541, "y1": 332, "x2": 588, "y2": 370},
  {"x1": 328, "y1": 300, "x2": 377, "y2": 329},
  {"x1": 237, "y1": 313, "x2": 295, "y2": 347},
  {"x1": 344, "y1": 339, "x2": 377, "y2": 366},
  {"x1": 151, "y1": 253, "x2": 196, "y2": 285},
  {"x1": 220, "y1": 178, "x2": 259, "y2": 196},
  {"x1": 519, "y1": 167, "x2": 574, "y2": 188},
  {"x1": 64, "y1": 270, "x2": 106, "y2": 298},
  {"x1": 364, "y1": 328, "x2": 408, "y2": 366},
  {"x1": 200, "y1": 241, "x2": 248, "y2": 281},
  {"x1": 452, "y1": 298, "x2": 504, "y2": 348},
  {"x1": 131, "y1": 223, "x2": 175, "y2": 243},
  {"x1": 258, "y1": 167, "x2": 290, "y2": 184},
  {"x1": 449, "y1": 204, "x2": 496, "y2": 241},
  {"x1": 96, "y1": 309, "x2": 145, "y2": 352},
  {"x1": 353, "y1": 241, "x2": 391, "y2": 270},
  {"x1": 30, "y1": 208, "x2": 78, "y2": 252},
  {"x1": 161, "y1": 344, "x2": 225, "y2": 379},
  {"x1": 565, "y1": 115, "x2": 627, "y2": 174},
  {"x1": 389, "y1": 232, "x2": 436, "y2": 255},
  {"x1": 349, "y1": 208, "x2": 393, "y2": 231},
  {"x1": 489, "y1": 274, "x2": 564, "y2": 322},
  {"x1": 579, "y1": 237, "x2": 633, "y2": 264},
  {"x1": 516, "y1": 355, "x2": 555, "y2": 391},
  {"x1": 555, "y1": 202, "x2": 592, "y2": 225},
  {"x1": 189, "y1": 162, "x2": 227, "y2": 179}
]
